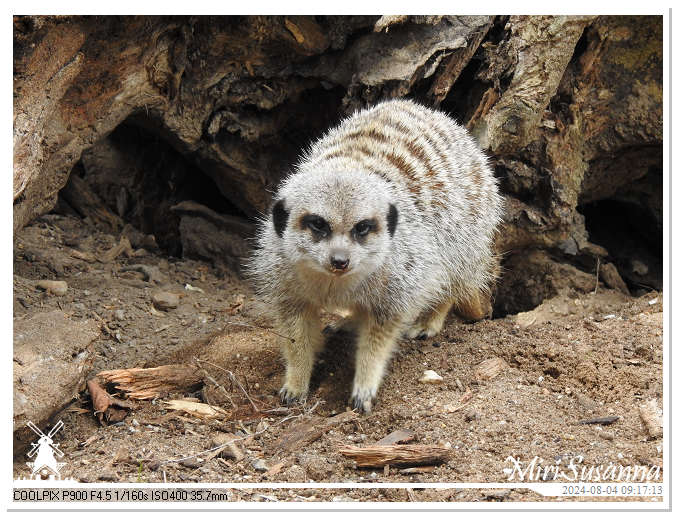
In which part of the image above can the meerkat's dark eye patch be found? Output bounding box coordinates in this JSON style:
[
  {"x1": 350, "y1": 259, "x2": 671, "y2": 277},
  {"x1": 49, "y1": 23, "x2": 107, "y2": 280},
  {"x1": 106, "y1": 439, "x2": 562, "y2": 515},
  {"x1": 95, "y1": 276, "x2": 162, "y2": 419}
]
[
  {"x1": 301, "y1": 214, "x2": 331, "y2": 238},
  {"x1": 387, "y1": 203, "x2": 398, "y2": 237},
  {"x1": 272, "y1": 199, "x2": 289, "y2": 238},
  {"x1": 352, "y1": 219, "x2": 377, "y2": 239}
]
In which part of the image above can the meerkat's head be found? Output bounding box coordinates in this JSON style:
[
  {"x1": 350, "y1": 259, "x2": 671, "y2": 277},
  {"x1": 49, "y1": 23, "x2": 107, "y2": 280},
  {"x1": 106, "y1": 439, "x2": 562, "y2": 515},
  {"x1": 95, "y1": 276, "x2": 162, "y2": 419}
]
[{"x1": 269, "y1": 170, "x2": 398, "y2": 282}]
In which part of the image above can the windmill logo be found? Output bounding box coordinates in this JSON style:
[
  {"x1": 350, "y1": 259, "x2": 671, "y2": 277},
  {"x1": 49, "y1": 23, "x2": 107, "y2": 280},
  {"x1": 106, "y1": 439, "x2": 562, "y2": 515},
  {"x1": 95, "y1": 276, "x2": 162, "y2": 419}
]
[{"x1": 25, "y1": 420, "x2": 66, "y2": 479}]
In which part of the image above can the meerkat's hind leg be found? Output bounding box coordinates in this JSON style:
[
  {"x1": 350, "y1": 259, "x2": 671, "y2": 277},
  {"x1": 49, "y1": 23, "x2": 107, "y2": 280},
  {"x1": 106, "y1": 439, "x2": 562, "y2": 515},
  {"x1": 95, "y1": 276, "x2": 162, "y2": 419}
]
[
  {"x1": 453, "y1": 288, "x2": 493, "y2": 322},
  {"x1": 454, "y1": 254, "x2": 499, "y2": 322},
  {"x1": 405, "y1": 300, "x2": 454, "y2": 340},
  {"x1": 278, "y1": 307, "x2": 324, "y2": 404}
]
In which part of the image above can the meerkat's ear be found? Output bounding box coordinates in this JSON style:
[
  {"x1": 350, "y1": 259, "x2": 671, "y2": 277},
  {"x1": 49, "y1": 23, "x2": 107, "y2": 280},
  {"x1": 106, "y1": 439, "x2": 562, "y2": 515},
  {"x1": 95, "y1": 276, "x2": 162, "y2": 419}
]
[
  {"x1": 387, "y1": 203, "x2": 398, "y2": 237},
  {"x1": 272, "y1": 199, "x2": 289, "y2": 237}
]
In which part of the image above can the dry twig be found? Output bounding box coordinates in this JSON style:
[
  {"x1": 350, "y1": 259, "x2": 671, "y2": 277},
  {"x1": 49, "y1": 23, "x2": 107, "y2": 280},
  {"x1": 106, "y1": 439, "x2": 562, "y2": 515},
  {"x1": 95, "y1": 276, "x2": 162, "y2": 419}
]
[{"x1": 194, "y1": 358, "x2": 260, "y2": 412}]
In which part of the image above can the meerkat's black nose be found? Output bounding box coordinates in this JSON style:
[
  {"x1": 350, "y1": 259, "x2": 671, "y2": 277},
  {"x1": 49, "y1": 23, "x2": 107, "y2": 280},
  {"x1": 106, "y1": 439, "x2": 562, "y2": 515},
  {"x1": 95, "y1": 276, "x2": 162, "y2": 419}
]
[{"x1": 330, "y1": 255, "x2": 350, "y2": 271}]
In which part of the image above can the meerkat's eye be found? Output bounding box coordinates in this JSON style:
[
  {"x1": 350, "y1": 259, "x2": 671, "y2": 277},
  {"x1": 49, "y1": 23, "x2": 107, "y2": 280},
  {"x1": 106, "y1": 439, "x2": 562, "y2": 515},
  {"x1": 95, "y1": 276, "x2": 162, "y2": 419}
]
[
  {"x1": 301, "y1": 214, "x2": 331, "y2": 237},
  {"x1": 352, "y1": 219, "x2": 376, "y2": 239}
]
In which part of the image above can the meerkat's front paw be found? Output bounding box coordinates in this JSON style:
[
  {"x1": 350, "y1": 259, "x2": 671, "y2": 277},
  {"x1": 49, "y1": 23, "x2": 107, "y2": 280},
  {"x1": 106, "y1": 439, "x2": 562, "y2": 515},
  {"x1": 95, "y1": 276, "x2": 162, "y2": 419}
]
[
  {"x1": 350, "y1": 385, "x2": 377, "y2": 414},
  {"x1": 279, "y1": 384, "x2": 307, "y2": 405},
  {"x1": 405, "y1": 306, "x2": 449, "y2": 340},
  {"x1": 405, "y1": 323, "x2": 443, "y2": 340}
]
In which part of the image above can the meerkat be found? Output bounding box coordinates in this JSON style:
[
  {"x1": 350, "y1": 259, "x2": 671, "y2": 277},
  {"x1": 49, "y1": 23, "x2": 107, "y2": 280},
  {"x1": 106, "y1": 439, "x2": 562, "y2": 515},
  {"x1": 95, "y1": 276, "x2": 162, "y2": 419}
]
[{"x1": 247, "y1": 98, "x2": 503, "y2": 413}]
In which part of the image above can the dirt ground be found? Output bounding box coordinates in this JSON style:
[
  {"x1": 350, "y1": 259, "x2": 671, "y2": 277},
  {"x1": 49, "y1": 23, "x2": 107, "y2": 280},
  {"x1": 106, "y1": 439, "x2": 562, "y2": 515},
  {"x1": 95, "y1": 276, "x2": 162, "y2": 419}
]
[{"x1": 13, "y1": 213, "x2": 664, "y2": 503}]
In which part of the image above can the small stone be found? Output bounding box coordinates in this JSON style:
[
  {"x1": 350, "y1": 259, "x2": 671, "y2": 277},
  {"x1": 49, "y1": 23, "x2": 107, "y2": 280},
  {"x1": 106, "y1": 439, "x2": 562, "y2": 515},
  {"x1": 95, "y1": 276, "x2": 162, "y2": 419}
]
[
  {"x1": 114, "y1": 309, "x2": 125, "y2": 320},
  {"x1": 418, "y1": 369, "x2": 443, "y2": 384},
  {"x1": 152, "y1": 291, "x2": 179, "y2": 311},
  {"x1": 36, "y1": 280, "x2": 68, "y2": 296},
  {"x1": 599, "y1": 431, "x2": 614, "y2": 440},
  {"x1": 474, "y1": 357, "x2": 508, "y2": 381}
]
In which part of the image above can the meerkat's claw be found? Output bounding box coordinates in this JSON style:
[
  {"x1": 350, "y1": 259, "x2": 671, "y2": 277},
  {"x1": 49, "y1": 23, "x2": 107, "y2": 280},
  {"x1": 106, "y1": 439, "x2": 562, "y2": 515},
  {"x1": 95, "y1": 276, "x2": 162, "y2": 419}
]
[
  {"x1": 350, "y1": 387, "x2": 376, "y2": 414},
  {"x1": 405, "y1": 301, "x2": 453, "y2": 339},
  {"x1": 405, "y1": 324, "x2": 440, "y2": 340},
  {"x1": 279, "y1": 385, "x2": 307, "y2": 405}
]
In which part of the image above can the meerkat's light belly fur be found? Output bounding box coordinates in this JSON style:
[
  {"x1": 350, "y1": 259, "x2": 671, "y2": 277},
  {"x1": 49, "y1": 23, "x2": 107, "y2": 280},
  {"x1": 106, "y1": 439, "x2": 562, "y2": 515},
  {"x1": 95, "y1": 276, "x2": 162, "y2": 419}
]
[{"x1": 248, "y1": 99, "x2": 503, "y2": 413}]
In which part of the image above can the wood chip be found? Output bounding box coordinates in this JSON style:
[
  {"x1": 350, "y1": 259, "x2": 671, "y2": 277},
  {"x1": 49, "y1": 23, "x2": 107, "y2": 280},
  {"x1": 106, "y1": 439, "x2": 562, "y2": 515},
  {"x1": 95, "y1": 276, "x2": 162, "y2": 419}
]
[
  {"x1": 443, "y1": 402, "x2": 469, "y2": 413},
  {"x1": 460, "y1": 387, "x2": 474, "y2": 403},
  {"x1": 263, "y1": 461, "x2": 286, "y2": 478},
  {"x1": 98, "y1": 236, "x2": 134, "y2": 263},
  {"x1": 70, "y1": 249, "x2": 97, "y2": 262},
  {"x1": 400, "y1": 465, "x2": 436, "y2": 474},
  {"x1": 339, "y1": 444, "x2": 452, "y2": 468},
  {"x1": 638, "y1": 399, "x2": 662, "y2": 439},
  {"x1": 35, "y1": 280, "x2": 68, "y2": 296},
  {"x1": 164, "y1": 399, "x2": 230, "y2": 419},
  {"x1": 418, "y1": 369, "x2": 444, "y2": 384},
  {"x1": 80, "y1": 434, "x2": 99, "y2": 448}
]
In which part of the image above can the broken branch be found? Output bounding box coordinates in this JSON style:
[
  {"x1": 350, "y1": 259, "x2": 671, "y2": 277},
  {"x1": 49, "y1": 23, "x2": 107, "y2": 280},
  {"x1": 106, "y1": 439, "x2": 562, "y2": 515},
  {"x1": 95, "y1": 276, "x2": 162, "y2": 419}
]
[{"x1": 339, "y1": 444, "x2": 452, "y2": 468}]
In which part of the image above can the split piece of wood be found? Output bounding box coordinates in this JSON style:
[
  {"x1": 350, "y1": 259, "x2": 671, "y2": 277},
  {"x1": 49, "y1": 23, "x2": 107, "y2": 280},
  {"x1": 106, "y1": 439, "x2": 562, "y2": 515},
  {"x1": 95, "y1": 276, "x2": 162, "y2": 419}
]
[
  {"x1": 339, "y1": 444, "x2": 452, "y2": 468},
  {"x1": 97, "y1": 364, "x2": 203, "y2": 400}
]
